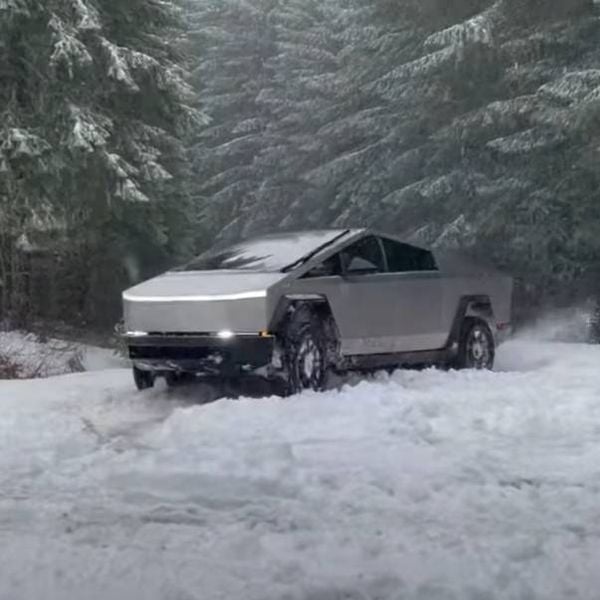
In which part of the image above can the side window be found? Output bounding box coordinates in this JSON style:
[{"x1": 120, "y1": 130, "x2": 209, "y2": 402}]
[
  {"x1": 382, "y1": 238, "x2": 438, "y2": 272},
  {"x1": 304, "y1": 253, "x2": 343, "y2": 278},
  {"x1": 341, "y1": 236, "x2": 385, "y2": 274}
]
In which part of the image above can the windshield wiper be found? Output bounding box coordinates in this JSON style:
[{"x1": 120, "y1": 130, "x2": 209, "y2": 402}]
[{"x1": 281, "y1": 230, "x2": 351, "y2": 273}]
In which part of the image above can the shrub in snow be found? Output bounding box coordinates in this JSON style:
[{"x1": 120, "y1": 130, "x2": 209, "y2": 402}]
[
  {"x1": 0, "y1": 332, "x2": 85, "y2": 380},
  {"x1": 0, "y1": 354, "x2": 21, "y2": 380}
]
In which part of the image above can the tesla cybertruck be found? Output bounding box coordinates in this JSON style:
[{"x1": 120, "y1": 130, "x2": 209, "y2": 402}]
[{"x1": 122, "y1": 229, "x2": 513, "y2": 394}]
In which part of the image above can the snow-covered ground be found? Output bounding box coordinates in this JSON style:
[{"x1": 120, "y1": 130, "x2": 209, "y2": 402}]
[{"x1": 1, "y1": 340, "x2": 600, "y2": 600}]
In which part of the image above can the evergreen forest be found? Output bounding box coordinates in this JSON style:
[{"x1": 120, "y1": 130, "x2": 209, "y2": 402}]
[{"x1": 2, "y1": 0, "x2": 600, "y2": 329}]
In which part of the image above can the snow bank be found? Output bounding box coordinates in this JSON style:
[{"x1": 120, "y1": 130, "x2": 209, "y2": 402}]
[
  {"x1": 0, "y1": 330, "x2": 127, "y2": 378},
  {"x1": 1, "y1": 341, "x2": 600, "y2": 600}
]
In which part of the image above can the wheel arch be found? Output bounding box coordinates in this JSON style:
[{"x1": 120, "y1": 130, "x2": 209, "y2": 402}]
[
  {"x1": 446, "y1": 295, "x2": 495, "y2": 350},
  {"x1": 269, "y1": 294, "x2": 337, "y2": 334}
]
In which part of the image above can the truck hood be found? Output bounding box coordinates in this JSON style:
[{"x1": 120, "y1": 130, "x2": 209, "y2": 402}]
[
  {"x1": 122, "y1": 270, "x2": 286, "y2": 334},
  {"x1": 123, "y1": 270, "x2": 285, "y2": 303}
]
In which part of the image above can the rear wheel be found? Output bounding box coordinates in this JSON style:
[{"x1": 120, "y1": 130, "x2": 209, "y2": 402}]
[
  {"x1": 133, "y1": 366, "x2": 155, "y2": 391},
  {"x1": 281, "y1": 305, "x2": 334, "y2": 395},
  {"x1": 455, "y1": 318, "x2": 495, "y2": 370}
]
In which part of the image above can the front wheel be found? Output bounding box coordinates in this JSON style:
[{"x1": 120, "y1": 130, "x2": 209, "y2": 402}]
[
  {"x1": 455, "y1": 318, "x2": 495, "y2": 370},
  {"x1": 282, "y1": 306, "x2": 332, "y2": 395},
  {"x1": 133, "y1": 366, "x2": 155, "y2": 391}
]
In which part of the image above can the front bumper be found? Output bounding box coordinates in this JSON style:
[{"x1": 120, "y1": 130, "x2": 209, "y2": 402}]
[{"x1": 125, "y1": 334, "x2": 276, "y2": 376}]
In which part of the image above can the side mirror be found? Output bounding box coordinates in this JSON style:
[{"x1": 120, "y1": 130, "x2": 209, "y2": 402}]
[{"x1": 346, "y1": 256, "x2": 379, "y2": 275}]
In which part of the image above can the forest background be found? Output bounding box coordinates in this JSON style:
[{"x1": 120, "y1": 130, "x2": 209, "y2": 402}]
[{"x1": 2, "y1": 0, "x2": 600, "y2": 333}]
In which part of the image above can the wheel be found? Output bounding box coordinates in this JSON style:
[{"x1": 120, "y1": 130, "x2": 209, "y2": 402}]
[
  {"x1": 133, "y1": 366, "x2": 155, "y2": 390},
  {"x1": 455, "y1": 318, "x2": 495, "y2": 370},
  {"x1": 281, "y1": 305, "x2": 334, "y2": 395}
]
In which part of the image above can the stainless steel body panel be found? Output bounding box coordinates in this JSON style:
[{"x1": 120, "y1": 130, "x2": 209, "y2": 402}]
[
  {"x1": 123, "y1": 271, "x2": 285, "y2": 333},
  {"x1": 434, "y1": 250, "x2": 513, "y2": 330},
  {"x1": 435, "y1": 275, "x2": 513, "y2": 340},
  {"x1": 284, "y1": 272, "x2": 445, "y2": 355}
]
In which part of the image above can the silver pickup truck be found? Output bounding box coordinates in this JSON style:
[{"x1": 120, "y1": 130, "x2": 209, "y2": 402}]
[{"x1": 122, "y1": 229, "x2": 513, "y2": 394}]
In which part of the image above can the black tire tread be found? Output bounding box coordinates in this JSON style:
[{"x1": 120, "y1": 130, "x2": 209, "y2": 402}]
[
  {"x1": 454, "y1": 317, "x2": 495, "y2": 370},
  {"x1": 281, "y1": 304, "x2": 333, "y2": 395}
]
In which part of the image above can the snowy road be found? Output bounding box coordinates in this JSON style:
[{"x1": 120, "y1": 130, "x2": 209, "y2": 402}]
[{"x1": 1, "y1": 341, "x2": 600, "y2": 600}]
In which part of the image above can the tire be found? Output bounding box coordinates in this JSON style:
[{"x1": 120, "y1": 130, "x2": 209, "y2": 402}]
[
  {"x1": 455, "y1": 318, "x2": 495, "y2": 370},
  {"x1": 281, "y1": 305, "x2": 333, "y2": 395},
  {"x1": 133, "y1": 366, "x2": 155, "y2": 391}
]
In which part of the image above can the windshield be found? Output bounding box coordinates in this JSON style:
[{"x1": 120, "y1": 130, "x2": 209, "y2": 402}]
[{"x1": 180, "y1": 230, "x2": 349, "y2": 272}]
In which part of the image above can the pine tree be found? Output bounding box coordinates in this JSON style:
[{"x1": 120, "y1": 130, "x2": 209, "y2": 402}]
[
  {"x1": 413, "y1": 0, "x2": 600, "y2": 295},
  {"x1": 0, "y1": 0, "x2": 204, "y2": 326},
  {"x1": 186, "y1": 0, "x2": 279, "y2": 242},
  {"x1": 186, "y1": 0, "x2": 600, "y2": 306},
  {"x1": 249, "y1": 0, "x2": 353, "y2": 234}
]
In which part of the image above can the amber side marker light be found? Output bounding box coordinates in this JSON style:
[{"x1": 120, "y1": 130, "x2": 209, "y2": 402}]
[{"x1": 259, "y1": 330, "x2": 273, "y2": 338}]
